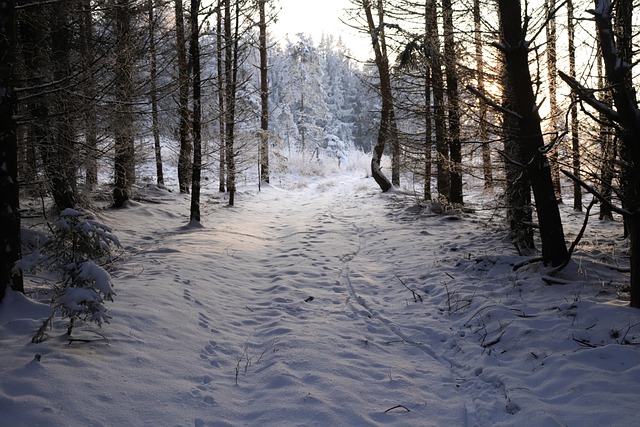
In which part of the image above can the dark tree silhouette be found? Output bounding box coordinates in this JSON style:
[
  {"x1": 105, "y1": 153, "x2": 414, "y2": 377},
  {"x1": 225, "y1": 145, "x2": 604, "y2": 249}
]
[{"x1": 0, "y1": 0, "x2": 24, "y2": 302}]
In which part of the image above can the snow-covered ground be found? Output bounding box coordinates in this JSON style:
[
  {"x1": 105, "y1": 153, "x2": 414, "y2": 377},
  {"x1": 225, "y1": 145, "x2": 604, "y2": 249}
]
[{"x1": 2, "y1": 156, "x2": 639, "y2": 426}]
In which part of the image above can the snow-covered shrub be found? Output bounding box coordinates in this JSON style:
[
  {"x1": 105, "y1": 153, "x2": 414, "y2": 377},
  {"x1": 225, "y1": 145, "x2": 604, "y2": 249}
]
[
  {"x1": 15, "y1": 209, "x2": 120, "y2": 341},
  {"x1": 324, "y1": 134, "x2": 348, "y2": 168}
]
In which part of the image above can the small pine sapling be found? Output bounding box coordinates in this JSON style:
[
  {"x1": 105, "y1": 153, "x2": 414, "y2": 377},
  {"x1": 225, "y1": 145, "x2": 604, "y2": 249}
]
[{"x1": 15, "y1": 209, "x2": 120, "y2": 342}]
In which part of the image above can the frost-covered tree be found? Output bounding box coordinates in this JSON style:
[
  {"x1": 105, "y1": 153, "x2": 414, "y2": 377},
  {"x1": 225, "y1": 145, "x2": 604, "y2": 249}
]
[
  {"x1": 280, "y1": 34, "x2": 329, "y2": 153},
  {"x1": 320, "y1": 35, "x2": 356, "y2": 146}
]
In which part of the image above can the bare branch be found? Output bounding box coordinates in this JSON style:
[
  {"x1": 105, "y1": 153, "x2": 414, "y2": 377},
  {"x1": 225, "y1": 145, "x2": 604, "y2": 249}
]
[
  {"x1": 558, "y1": 70, "x2": 620, "y2": 122},
  {"x1": 466, "y1": 85, "x2": 522, "y2": 119},
  {"x1": 560, "y1": 169, "x2": 630, "y2": 216}
]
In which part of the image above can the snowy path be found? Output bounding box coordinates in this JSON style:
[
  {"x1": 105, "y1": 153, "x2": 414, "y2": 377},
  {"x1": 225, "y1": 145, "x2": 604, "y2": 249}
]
[
  {"x1": 4, "y1": 171, "x2": 640, "y2": 427},
  {"x1": 112, "y1": 174, "x2": 476, "y2": 426}
]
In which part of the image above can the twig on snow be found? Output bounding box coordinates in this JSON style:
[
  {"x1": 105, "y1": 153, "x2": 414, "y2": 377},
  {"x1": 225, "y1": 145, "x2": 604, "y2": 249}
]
[
  {"x1": 573, "y1": 335, "x2": 601, "y2": 348},
  {"x1": 395, "y1": 274, "x2": 422, "y2": 303},
  {"x1": 512, "y1": 257, "x2": 544, "y2": 271},
  {"x1": 384, "y1": 404, "x2": 411, "y2": 413},
  {"x1": 482, "y1": 330, "x2": 505, "y2": 348}
]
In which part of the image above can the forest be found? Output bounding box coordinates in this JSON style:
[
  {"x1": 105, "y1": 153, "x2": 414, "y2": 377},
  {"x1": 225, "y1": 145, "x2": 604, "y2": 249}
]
[{"x1": 1, "y1": 0, "x2": 639, "y2": 310}]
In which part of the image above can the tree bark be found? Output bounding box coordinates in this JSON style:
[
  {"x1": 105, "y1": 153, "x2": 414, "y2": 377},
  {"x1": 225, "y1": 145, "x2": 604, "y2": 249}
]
[
  {"x1": 498, "y1": 0, "x2": 568, "y2": 266},
  {"x1": 0, "y1": 0, "x2": 24, "y2": 302},
  {"x1": 149, "y1": 0, "x2": 164, "y2": 187},
  {"x1": 442, "y1": 0, "x2": 463, "y2": 204},
  {"x1": 216, "y1": 2, "x2": 226, "y2": 193},
  {"x1": 474, "y1": 0, "x2": 492, "y2": 189},
  {"x1": 566, "y1": 0, "x2": 581, "y2": 211},
  {"x1": 501, "y1": 54, "x2": 535, "y2": 253},
  {"x1": 189, "y1": 0, "x2": 202, "y2": 223},
  {"x1": 82, "y1": 0, "x2": 99, "y2": 190},
  {"x1": 113, "y1": 0, "x2": 135, "y2": 208},
  {"x1": 224, "y1": 0, "x2": 238, "y2": 205},
  {"x1": 545, "y1": 0, "x2": 563, "y2": 203},
  {"x1": 259, "y1": 0, "x2": 269, "y2": 184},
  {"x1": 175, "y1": 0, "x2": 191, "y2": 194},
  {"x1": 426, "y1": 0, "x2": 449, "y2": 201},
  {"x1": 423, "y1": 60, "x2": 432, "y2": 201}
]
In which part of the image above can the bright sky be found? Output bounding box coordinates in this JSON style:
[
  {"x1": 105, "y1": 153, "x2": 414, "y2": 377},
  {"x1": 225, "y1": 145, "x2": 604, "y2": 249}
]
[{"x1": 270, "y1": 0, "x2": 371, "y2": 61}]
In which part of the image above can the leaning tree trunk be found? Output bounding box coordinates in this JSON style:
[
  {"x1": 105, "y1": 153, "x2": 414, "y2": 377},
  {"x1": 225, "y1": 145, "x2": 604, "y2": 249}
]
[
  {"x1": 362, "y1": 0, "x2": 392, "y2": 192},
  {"x1": 0, "y1": 0, "x2": 24, "y2": 302},
  {"x1": 498, "y1": 0, "x2": 568, "y2": 267},
  {"x1": 502, "y1": 68, "x2": 535, "y2": 254}
]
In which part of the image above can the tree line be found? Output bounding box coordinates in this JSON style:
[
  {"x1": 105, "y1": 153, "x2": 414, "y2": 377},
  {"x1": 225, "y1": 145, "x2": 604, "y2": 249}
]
[
  {"x1": 2, "y1": 0, "x2": 640, "y2": 309},
  {"x1": 348, "y1": 0, "x2": 640, "y2": 308}
]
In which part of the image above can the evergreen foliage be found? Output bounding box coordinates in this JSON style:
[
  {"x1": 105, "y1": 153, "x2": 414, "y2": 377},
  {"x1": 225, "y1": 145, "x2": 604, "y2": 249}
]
[{"x1": 15, "y1": 209, "x2": 120, "y2": 342}]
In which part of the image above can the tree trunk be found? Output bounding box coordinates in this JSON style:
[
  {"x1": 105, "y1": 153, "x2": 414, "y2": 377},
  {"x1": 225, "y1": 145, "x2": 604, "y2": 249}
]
[
  {"x1": 189, "y1": 0, "x2": 202, "y2": 223},
  {"x1": 50, "y1": 5, "x2": 79, "y2": 211},
  {"x1": 423, "y1": 63, "x2": 432, "y2": 201},
  {"x1": 443, "y1": 0, "x2": 462, "y2": 204},
  {"x1": 113, "y1": 0, "x2": 135, "y2": 208},
  {"x1": 149, "y1": 0, "x2": 164, "y2": 187},
  {"x1": 216, "y1": 2, "x2": 225, "y2": 193},
  {"x1": 567, "y1": 0, "x2": 581, "y2": 211},
  {"x1": 474, "y1": 0, "x2": 492, "y2": 189},
  {"x1": 498, "y1": 0, "x2": 568, "y2": 266},
  {"x1": 259, "y1": 0, "x2": 269, "y2": 184},
  {"x1": 0, "y1": 0, "x2": 24, "y2": 302},
  {"x1": 175, "y1": 0, "x2": 191, "y2": 194},
  {"x1": 545, "y1": 0, "x2": 563, "y2": 203},
  {"x1": 82, "y1": 0, "x2": 98, "y2": 190},
  {"x1": 362, "y1": 0, "x2": 392, "y2": 192},
  {"x1": 426, "y1": 0, "x2": 449, "y2": 201},
  {"x1": 224, "y1": 0, "x2": 237, "y2": 206},
  {"x1": 502, "y1": 55, "x2": 535, "y2": 253},
  {"x1": 595, "y1": 48, "x2": 615, "y2": 220}
]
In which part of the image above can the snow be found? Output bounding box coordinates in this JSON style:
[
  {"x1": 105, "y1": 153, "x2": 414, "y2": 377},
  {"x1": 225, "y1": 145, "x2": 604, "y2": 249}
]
[{"x1": 2, "y1": 159, "x2": 639, "y2": 426}]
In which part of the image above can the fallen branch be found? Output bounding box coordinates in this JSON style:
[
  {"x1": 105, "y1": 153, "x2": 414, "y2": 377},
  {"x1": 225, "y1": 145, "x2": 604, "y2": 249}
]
[
  {"x1": 542, "y1": 275, "x2": 572, "y2": 285},
  {"x1": 384, "y1": 404, "x2": 411, "y2": 413},
  {"x1": 482, "y1": 330, "x2": 505, "y2": 348},
  {"x1": 512, "y1": 257, "x2": 544, "y2": 271},
  {"x1": 396, "y1": 274, "x2": 422, "y2": 303},
  {"x1": 573, "y1": 335, "x2": 601, "y2": 348}
]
